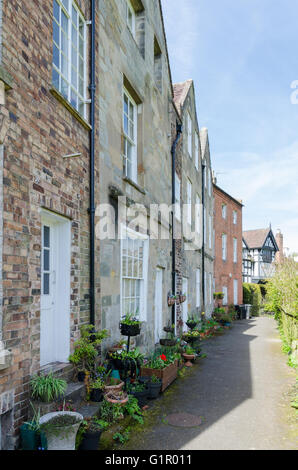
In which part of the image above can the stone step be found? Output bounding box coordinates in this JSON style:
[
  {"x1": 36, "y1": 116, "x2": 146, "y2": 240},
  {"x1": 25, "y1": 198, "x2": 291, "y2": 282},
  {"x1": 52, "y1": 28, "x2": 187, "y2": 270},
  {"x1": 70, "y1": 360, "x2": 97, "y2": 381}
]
[
  {"x1": 29, "y1": 382, "x2": 86, "y2": 418},
  {"x1": 77, "y1": 402, "x2": 101, "y2": 419},
  {"x1": 39, "y1": 362, "x2": 75, "y2": 382}
]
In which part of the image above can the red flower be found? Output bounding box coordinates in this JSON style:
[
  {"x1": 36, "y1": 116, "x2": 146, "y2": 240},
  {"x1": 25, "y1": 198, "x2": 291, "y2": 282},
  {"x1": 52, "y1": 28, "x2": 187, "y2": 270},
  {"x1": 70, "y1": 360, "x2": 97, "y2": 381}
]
[{"x1": 160, "y1": 354, "x2": 167, "y2": 361}]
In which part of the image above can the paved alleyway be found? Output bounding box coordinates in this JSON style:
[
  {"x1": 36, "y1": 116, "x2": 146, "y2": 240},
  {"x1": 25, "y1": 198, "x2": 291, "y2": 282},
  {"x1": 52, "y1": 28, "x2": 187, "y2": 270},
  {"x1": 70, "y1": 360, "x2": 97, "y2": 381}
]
[{"x1": 125, "y1": 317, "x2": 297, "y2": 450}]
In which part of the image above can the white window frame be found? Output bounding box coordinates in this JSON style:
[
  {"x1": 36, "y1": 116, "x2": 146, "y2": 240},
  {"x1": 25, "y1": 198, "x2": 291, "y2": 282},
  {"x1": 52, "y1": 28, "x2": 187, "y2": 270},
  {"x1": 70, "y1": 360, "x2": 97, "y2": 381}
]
[
  {"x1": 195, "y1": 194, "x2": 201, "y2": 236},
  {"x1": 196, "y1": 268, "x2": 201, "y2": 308},
  {"x1": 204, "y1": 207, "x2": 207, "y2": 244},
  {"x1": 187, "y1": 179, "x2": 192, "y2": 225},
  {"x1": 233, "y1": 238, "x2": 238, "y2": 263},
  {"x1": 222, "y1": 286, "x2": 228, "y2": 306},
  {"x1": 126, "y1": 0, "x2": 136, "y2": 37},
  {"x1": 233, "y1": 210, "x2": 238, "y2": 225},
  {"x1": 209, "y1": 215, "x2": 212, "y2": 250},
  {"x1": 187, "y1": 112, "x2": 192, "y2": 158},
  {"x1": 52, "y1": 0, "x2": 87, "y2": 118},
  {"x1": 222, "y1": 233, "x2": 227, "y2": 261},
  {"x1": 175, "y1": 173, "x2": 181, "y2": 221},
  {"x1": 222, "y1": 204, "x2": 227, "y2": 219},
  {"x1": 123, "y1": 88, "x2": 138, "y2": 183},
  {"x1": 195, "y1": 132, "x2": 199, "y2": 170},
  {"x1": 120, "y1": 226, "x2": 149, "y2": 322}
]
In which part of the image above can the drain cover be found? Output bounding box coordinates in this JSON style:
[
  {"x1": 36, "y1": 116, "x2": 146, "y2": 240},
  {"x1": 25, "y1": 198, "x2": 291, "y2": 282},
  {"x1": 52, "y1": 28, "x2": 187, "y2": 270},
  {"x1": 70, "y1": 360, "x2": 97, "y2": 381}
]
[{"x1": 166, "y1": 413, "x2": 202, "y2": 428}]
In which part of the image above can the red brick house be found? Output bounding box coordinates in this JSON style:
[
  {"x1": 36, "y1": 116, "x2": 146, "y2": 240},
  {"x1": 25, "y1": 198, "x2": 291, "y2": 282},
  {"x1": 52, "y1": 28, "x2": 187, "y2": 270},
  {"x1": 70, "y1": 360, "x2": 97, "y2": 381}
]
[
  {"x1": 0, "y1": 0, "x2": 99, "y2": 448},
  {"x1": 214, "y1": 184, "x2": 243, "y2": 308}
]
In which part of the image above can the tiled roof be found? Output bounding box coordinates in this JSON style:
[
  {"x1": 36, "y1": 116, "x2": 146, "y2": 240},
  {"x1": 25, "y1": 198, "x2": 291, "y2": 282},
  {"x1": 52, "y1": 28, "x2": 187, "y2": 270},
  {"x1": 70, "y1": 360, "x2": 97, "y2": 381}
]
[
  {"x1": 173, "y1": 80, "x2": 193, "y2": 115},
  {"x1": 243, "y1": 228, "x2": 271, "y2": 249}
]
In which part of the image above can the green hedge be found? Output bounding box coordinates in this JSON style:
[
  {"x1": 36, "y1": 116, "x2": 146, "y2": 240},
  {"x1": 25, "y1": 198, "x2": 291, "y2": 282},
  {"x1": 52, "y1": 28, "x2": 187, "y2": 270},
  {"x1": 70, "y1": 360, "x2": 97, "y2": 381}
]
[{"x1": 243, "y1": 283, "x2": 262, "y2": 316}]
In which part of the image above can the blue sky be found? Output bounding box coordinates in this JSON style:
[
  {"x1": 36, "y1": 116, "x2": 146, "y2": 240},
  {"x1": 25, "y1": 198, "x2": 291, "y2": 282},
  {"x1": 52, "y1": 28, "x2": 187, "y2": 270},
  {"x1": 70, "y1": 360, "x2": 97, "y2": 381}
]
[{"x1": 162, "y1": 0, "x2": 298, "y2": 254}]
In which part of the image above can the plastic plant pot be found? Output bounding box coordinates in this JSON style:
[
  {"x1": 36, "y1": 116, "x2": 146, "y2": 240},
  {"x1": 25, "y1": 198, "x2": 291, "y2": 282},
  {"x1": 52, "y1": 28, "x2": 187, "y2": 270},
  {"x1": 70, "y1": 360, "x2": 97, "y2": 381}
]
[
  {"x1": 90, "y1": 389, "x2": 103, "y2": 403},
  {"x1": 79, "y1": 430, "x2": 103, "y2": 451}
]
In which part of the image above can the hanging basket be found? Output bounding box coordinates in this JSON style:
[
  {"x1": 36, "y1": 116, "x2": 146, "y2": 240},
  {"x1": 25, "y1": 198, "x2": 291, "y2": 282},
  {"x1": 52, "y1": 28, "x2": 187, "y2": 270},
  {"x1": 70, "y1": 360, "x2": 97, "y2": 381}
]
[{"x1": 120, "y1": 323, "x2": 141, "y2": 337}]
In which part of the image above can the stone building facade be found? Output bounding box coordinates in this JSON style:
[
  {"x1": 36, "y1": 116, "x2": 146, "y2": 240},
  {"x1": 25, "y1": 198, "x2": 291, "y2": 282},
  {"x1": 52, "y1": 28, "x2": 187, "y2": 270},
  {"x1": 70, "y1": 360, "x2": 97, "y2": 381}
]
[
  {"x1": 0, "y1": 0, "x2": 99, "y2": 448},
  {"x1": 173, "y1": 80, "x2": 215, "y2": 323},
  {"x1": 214, "y1": 184, "x2": 243, "y2": 307},
  {"x1": 97, "y1": 0, "x2": 175, "y2": 351}
]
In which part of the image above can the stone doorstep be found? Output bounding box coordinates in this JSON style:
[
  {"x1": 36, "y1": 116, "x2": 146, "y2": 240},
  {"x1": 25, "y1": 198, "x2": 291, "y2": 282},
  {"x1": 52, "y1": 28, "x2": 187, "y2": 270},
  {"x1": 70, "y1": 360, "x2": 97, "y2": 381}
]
[
  {"x1": 77, "y1": 402, "x2": 101, "y2": 419},
  {"x1": 39, "y1": 362, "x2": 75, "y2": 382},
  {"x1": 30, "y1": 382, "x2": 86, "y2": 418}
]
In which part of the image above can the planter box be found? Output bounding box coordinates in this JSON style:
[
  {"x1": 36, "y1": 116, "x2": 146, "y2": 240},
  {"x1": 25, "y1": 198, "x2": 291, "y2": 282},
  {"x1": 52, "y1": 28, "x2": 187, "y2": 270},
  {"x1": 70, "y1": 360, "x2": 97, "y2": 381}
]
[{"x1": 140, "y1": 361, "x2": 178, "y2": 392}]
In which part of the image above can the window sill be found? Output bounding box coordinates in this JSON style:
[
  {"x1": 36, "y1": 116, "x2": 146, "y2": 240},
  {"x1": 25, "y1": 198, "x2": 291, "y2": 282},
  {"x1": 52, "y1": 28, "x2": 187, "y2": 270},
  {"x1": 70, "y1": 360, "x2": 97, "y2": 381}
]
[
  {"x1": 123, "y1": 176, "x2": 146, "y2": 195},
  {"x1": 50, "y1": 87, "x2": 91, "y2": 131},
  {"x1": 0, "y1": 346, "x2": 13, "y2": 371}
]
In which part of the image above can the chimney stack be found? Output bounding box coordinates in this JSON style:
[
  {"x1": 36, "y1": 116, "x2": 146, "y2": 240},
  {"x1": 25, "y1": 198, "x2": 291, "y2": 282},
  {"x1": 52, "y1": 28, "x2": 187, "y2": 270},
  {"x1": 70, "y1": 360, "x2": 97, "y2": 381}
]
[{"x1": 275, "y1": 229, "x2": 284, "y2": 263}]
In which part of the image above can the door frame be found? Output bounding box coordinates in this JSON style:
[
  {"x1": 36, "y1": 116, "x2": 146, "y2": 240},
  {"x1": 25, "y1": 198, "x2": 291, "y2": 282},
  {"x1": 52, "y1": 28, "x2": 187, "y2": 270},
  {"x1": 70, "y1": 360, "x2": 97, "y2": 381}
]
[{"x1": 40, "y1": 210, "x2": 71, "y2": 366}]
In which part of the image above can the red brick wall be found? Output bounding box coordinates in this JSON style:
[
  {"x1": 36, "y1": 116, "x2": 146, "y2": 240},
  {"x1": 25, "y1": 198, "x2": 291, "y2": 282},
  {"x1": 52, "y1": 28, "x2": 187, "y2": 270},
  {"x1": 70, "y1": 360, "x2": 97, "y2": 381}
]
[
  {"x1": 0, "y1": 0, "x2": 100, "y2": 439},
  {"x1": 214, "y1": 185, "x2": 243, "y2": 307}
]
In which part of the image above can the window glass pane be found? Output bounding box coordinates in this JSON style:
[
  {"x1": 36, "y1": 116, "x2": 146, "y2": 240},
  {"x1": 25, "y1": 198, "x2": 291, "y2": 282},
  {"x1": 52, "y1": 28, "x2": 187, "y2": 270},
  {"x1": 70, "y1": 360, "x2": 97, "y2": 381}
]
[
  {"x1": 71, "y1": 46, "x2": 77, "y2": 69},
  {"x1": 43, "y1": 273, "x2": 50, "y2": 295},
  {"x1": 43, "y1": 250, "x2": 50, "y2": 271},
  {"x1": 61, "y1": 31, "x2": 68, "y2": 55},
  {"x1": 129, "y1": 121, "x2": 134, "y2": 140},
  {"x1": 72, "y1": 5, "x2": 78, "y2": 26},
  {"x1": 71, "y1": 89, "x2": 78, "y2": 108},
  {"x1": 61, "y1": 54, "x2": 68, "y2": 77},
  {"x1": 53, "y1": 21, "x2": 60, "y2": 46},
  {"x1": 124, "y1": 94, "x2": 128, "y2": 115},
  {"x1": 79, "y1": 17, "x2": 84, "y2": 36},
  {"x1": 53, "y1": 0, "x2": 60, "y2": 22},
  {"x1": 79, "y1": 57, "x2": 84, "y2": 78},
  {"x1": 52, "y1": 68, "x2": 59, "y2": 89},
  {"x1": 62, "y1": 0, "x2": 69, "y2": 10},
  {"x1": 79, "y1": 36, "x2": 84, "y2": 56},
  {"x1": 72, "y1": 24, "x2": 77, "y2": 48},
  {"x1": 124, "y1": 115, "x2": 128, "y2": 135},
  {"x1": 43, "y1": 226, "x2": 50, "y2": 248},
  {"x1": 53, "y1": 44, "x2": 59, "y2": 67},
  {"x1": 61, "y1": 10, "x2": 68, "y2": 33},
  {"x1": 61, "y1": 78, "x2": 68, "y2": 98}
]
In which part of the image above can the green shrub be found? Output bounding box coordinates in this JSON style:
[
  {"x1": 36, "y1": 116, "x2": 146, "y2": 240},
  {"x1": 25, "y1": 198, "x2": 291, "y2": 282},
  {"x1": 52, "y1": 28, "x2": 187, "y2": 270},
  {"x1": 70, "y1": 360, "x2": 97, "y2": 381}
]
[
  {"x1": 243, "y1": 283, "x2": 262, "y2": 316},
  {"x1": 265, "y1": 258, "x2": 298, "y2": 365}
]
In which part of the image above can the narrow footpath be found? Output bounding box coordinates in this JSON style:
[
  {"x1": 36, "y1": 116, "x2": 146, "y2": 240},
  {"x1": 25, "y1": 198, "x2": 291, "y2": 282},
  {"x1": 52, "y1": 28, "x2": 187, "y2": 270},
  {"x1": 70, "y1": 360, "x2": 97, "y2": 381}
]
[{"x1": 124, "y1": 317, "x2": 297, "y2": 451}]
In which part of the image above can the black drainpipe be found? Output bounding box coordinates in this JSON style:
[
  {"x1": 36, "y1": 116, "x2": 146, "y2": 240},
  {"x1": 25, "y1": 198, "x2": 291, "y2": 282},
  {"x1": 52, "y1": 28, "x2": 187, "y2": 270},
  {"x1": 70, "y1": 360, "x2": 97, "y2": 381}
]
[
  {"x1": 202, "y1": 160, "x2": 206, "y2": 311},
  {"x1": 89, "y1": 0, "x2": 96, "y2": 326},
  {"x1": 171, "y1": 122, "x2": 182, "y2": 326}
]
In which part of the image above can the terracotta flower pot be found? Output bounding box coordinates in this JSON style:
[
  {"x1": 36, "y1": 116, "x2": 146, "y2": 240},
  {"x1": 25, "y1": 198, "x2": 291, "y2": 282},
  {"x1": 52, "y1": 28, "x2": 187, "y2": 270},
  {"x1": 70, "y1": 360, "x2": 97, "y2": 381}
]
[
  {"x1": 183, "y1": 353, "x2": 195, "y2": 367},
  {"x1": 103, "y1": 379, "x2": 124, "y2": 394},
  {"x1": 104, "y1": 392, "x2": 128, "y2": 406}
]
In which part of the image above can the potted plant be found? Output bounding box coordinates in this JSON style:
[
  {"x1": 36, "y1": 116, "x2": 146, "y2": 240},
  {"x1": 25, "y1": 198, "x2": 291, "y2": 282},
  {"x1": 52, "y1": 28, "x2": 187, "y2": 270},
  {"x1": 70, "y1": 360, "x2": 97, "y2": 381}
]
[
  {"x1": 160, "y1": 326, "x2": 177, "y2": 347},
  {"x1": 104, "y1": 391, "x2": 129, "y2": 406},
  {"x1": 78, "y1": 418, "x2": 109, "y2": 451},
  {"x1": 20, "y1": 405, "x2": 47, "y2": 451},
  {"x1": 127, "y1": 380, "x2": 148, "y2": 407},
  {"x1": 167, "y1": 295, "x2": 176, "y2": 306},
  {"x1": 120, "y1": 312, "x2": 141, "y2": 337},
  {"x1": 182, "y1": 346, "x2": 196, "y2": 367},
  {"x1": 104, "y1": 377, "x2": 124, "y2": 394},
  {"x1": 141, "y1": 353, "x2": 178, "y2": 392},
  {"x1": 40, "y1": 411, "x2": 83, "y2": 451},
  {"x1": 30, "y1": 372, "x2": 67, "y2": 403},
  {"x1": 89, "y1": 377, "x2": 105, "y2": 402},
  {"x1": 147, "y1": 375, "x2": 162, "y2": 399},
  {"x1": 186, "y1": 313, "x2": 199, "y2": 330},
  {"x1": 163, "y1": 323, "x2": 175, "y2": 334},
  {"x1": 69, "y1": 325, "x2": 109, "y2": 382}
]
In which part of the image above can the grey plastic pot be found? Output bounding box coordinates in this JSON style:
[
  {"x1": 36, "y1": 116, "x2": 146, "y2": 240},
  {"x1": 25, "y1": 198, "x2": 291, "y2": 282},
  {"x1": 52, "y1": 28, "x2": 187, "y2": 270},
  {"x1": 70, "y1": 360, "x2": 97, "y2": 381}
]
[{"x1": 39, "y1": 411, "x2": 83, "y2": 451}]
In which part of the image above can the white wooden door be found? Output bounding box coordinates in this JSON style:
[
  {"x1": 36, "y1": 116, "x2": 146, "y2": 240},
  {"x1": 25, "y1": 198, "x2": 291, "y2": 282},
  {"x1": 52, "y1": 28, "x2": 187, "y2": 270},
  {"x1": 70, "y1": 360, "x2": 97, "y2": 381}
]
[
  {"x1": 154, "y1": 268, "x2": 163, "y2": 344},
  {"x1": 40, "y1": 212, "x2": 71, "y2": 366},
  {"x1": 182, "y1": 278, "x2": 188, "y2": 332}
]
